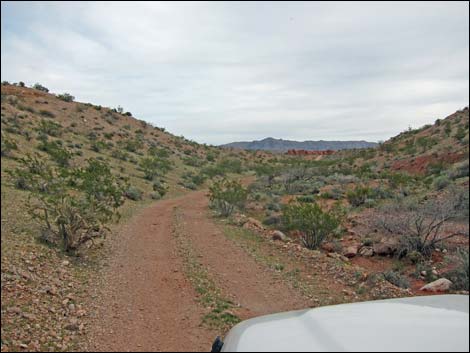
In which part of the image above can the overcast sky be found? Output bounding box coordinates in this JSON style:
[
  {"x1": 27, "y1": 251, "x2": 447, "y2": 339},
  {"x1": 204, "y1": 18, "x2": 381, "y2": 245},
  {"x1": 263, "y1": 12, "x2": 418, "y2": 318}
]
[{"x1": 1, "y1": 2, "x2": 469, "y2": 145}]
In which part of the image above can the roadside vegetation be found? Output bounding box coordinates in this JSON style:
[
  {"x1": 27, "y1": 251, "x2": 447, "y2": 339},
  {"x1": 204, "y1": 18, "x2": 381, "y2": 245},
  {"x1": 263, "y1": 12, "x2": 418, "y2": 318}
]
[{"x1": 1, "y1": 82, "x2": 469, "y2": 351}]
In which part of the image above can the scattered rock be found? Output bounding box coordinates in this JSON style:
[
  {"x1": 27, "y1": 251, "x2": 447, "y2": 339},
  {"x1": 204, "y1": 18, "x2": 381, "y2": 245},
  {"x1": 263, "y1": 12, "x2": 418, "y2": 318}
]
[
  {"x1": 7, "y1": 306, "x2": 22, "y2": 315},
  {"x1": 272, "y1": 230, "x2": 287, "y2": 242},
  {"x1": 420, "y1": 278, "x2": 453, "y2": 292},
  {"x1": 65, "y1": 319, "x2": 79, "y2": 331},
  {"x1": 343, "y1": 245, "x2": 359, "y2": 258},
  {"x1": 373, "y1": 238, "x2": 399, "y2": 256},
  {"x1": 359, "y1": 246, "x2": 374, "y2": 257},
  {"x1": 22, "y1": 312, "x2": 36, "y2": 321},
  {"x1": 242, "y1": 217, "x2": 265, "y2": 231},
  {"x1": 327, "y1": 252, "x2": 349, "y2": 262},
  {"x1": 321, "y1": 242, "x2": 336, "y2": 253}
]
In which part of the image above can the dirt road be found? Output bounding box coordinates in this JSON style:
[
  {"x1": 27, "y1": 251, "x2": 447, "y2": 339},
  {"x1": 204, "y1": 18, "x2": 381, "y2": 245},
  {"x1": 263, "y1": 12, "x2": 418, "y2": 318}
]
[{"x1": 88, "y1": 190, "x2": 311, "y2": 352}]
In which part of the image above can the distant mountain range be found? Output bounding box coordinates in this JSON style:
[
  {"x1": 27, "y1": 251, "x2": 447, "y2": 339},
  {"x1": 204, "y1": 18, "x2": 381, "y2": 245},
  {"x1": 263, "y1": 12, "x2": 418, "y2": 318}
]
[{"x1": 220, "y1": 137, "x2": 378, "y2": 152}]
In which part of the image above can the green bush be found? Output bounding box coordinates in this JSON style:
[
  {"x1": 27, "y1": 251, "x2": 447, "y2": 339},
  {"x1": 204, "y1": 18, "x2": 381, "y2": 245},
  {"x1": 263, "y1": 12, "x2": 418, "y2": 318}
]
[
  {"x1": 32, "y1": 83, "x2": 49, "y2": 92},
  {"x1": 446, "y1": 250, "x2": 469, "y2": 291},
  {"x1": 282, "y1": 202, "x2": 340, "y2": 250},
  {"x1": 8, "y1": 156, "x2": 127, "y2": 252},
  {"x1": 125, "y1": 186, "x2": 143, "y2": 201},
  {"x1": 297, "y1": 195, "x2": 316, "y2": 203},
  {"x1": 56, "y1": 93, "x2": 75, "y2": 102},
  {"x1": 383, "y1": 270, "x2": 410, "y2": 289},
  {"x1": 39, "y1": 109, "x2": 55, "y2": 118},
  {"x1": 433, "y1": 175, "x2": 450, "y2": 191},
  {"x1": 1, "y1": 135, "x2": 17, "y2": 157},
  {"x1": 209, "y1": 179, "x2": 248, "y2": 217},
  {"x1": 346, "y1": 186, "x2": 372, "y2": 207},
  {"x1": 37, "y1": 119, "x2": 62, "y2": 137},
  {"x1": 218, "y1": 158, "x2": 243, "y2": 174},
  {"x1": 152, "y1": 180, "x2": 168, "y2": 196},
  {"x1": 37, "y1": 140, "x2": 71, "y2": 167},
  {"x1": 140, "y1": 156, "x2": 172, "y2": 180},
  {"x1": 150, "y1": 192, "x2": 162, "y2": 200}
]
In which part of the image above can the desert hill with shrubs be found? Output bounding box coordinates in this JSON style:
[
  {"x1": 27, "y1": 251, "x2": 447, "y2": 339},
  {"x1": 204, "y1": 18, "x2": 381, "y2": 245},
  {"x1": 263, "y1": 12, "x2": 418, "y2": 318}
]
[{"x1": 1, "y1": 81, "x2": 468, "y2": 352}]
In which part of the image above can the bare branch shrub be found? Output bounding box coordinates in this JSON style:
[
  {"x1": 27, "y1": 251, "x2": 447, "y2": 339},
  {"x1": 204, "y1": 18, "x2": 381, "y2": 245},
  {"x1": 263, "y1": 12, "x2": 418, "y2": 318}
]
[{"x1": 374, "y1": 189, "x2": 469, "y2": 257}]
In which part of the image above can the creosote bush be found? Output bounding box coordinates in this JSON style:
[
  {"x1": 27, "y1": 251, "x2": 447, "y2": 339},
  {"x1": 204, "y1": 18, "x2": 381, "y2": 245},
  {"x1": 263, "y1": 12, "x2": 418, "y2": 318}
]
[
  {"x1": 209, "y1": 179, "x2": 248, "y2": 217},
  {"x1": 282, "y1": 202, "x2": 340, "y2": 250},
  {"x1": 346, "y1": 186, "x2": 372, "y2": 207},
  {"x1": 56, "y1": 93, "x2": 75, "y2": 102},
  {"x1": 9, "y1": 156, "x2": 127, "y2": 252}
]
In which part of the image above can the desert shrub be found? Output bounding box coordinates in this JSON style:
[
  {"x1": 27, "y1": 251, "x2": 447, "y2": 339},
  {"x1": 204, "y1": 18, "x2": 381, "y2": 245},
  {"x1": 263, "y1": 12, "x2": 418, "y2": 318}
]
[
  {"x1": 426, "y1": 161, "x2": 445, "y2": 176},
  {"x1": 407, "y1": 250, "x2": 423, "y2": 264},
  {"x1": 383, "y1": 270, "x2": 410, "y2": 289},
  {"x1": 445, "y1": 250, "x2": 469, "y2": 291},
  {"x1": 111, "y1": 149, "x2": 129, "y2": 161},
  {"x1": 375, "y1": 192, "x2": 469, "y2": 257},
  {"x1": 37, "y1": 119, "x2": 62, "y2": 137},
  {"x1": 37, "y1": 140, "x2": 72, "y2": 167},
  {"x1": 90, "y1": 140, "x2": 108, "y2": 152},
  {"x1": 362, "y1": 238, "x2": 373, "y2": 246},
  {"x1": 182, "y1": 156, "x2": 205, "y2": 167},
  {"x1": 209, "y1": 179, "x2": 248, "y2": 217},
  {"x1": 150, "y1": 192, "x2": 162, "y2": 200},
  {"x1": 140, "y1": 156, "x2": 172, "y2": 180},
  {"x1": 32, "y1": 83, "x2": 49, "y2": 92},
  {"x1": 9, "y1": 156, "x2": 127, "y2": 252},
  {"x1": 321, "y1": 187, "x2": 343, "y2": 200},
  {"x1": 346, "y1": 186, "x2": 372, "y2": 207},
  {"x1": 433, "y1": 175, "x2": 450, "y2": 191},
  {"x1": 125, "y1": 186, "x2": 143, "y2": 201},
  {"x1": 447, "y1": 160, "x2": 469, "y2": 180},
  {"x1": 202, "y1": 165, "x2": 226, "y2": 178},
  {"x1": 152, "y1": 180, "x2": 168, "y2": 196},
  {"x1": 370, "y1": 186, "x2": 393, "y2": 200},
  {"x1": 182, "y1": 171, "x2": 206, "y2": 187},
  {"x1": 266, "y1": 202, "x2": 282, "y2": 211},
  {"x1": 1, "y1": 135, "x2": 17, "y2": 157},
  {"x1": 180, "y1": 181, "x2": 197, "y2": 190},
  {"x1": 454, "y1": 126, "x2": 466, "y2": 141},
  {"x1": 297, "y1": 195, "x2": 316, "y2": 203},
  {"x1": 282, "y1": 202, "x2": 340, "y2": 250},
  {"x1": 56, "y1": 93, "x2": 75, "y2": 102},
  {"x1": 206, "y1": 153, "x2": 216, "y2": 162},
  {"x1": 152, "y1": 147, "x2": 171, "y2": 159},
  {"x1": 120, "y1": 138, "x2": 143, "y2": 153},
  {"x1": 263, "y1": 215, "x2": 281, "y2": 226},
  {"x1": 218, "y1": 158, "x2": 243, "y2": 174},
  {"x1": 39, "y1": 109, "x2": 55, "y2": 118}
]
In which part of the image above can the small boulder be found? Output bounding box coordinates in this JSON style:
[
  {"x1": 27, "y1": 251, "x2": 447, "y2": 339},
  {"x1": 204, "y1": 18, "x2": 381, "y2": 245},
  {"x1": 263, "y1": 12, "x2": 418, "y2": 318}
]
[
  {"x1": 359, "y1": 246, "x2": 374, "y2": 257},
  {"x1": 243, "y1": 217, "x2": 264, "y2": 231},
  {"x1": 321, "y1": 242, "x2": 336, "y2": 253},
  {"x1": 420, "y1": 278, "x2": 453, "y2": 292},
  {"x1": 373, "y1": 238, "x2": 399, "y2": 256},
  {"x1": 343, "y1": 245, "x2": 359, "y2": 258},
  {"x1": 272, "y1": 230, "x2": 287, "y2": 242}
]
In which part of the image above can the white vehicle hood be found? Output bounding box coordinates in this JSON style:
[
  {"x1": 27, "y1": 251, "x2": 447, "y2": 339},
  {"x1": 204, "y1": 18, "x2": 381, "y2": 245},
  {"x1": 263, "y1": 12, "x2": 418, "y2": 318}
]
[{"x1": 221, "y1": 295, "x2": 469, "y2": 352}]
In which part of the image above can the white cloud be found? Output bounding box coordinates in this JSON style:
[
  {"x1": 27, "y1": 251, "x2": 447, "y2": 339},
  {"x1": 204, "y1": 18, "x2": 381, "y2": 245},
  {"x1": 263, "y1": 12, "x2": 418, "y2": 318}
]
[{"x1": 1, "y1": 1, "x2": 468, "y2": 145}]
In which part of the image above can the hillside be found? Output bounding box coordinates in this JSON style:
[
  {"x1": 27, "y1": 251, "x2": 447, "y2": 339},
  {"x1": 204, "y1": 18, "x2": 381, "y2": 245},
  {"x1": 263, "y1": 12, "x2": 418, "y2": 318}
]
[
  {"x1": 0, "y1": 82, "x2": 253, "y2": 351},
  {"x1": 221, "y1": 137, "x2": 378, "y2": 152},
  {"x1": 1, "y1": 82, "x2": 468, "y2": 352}
]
